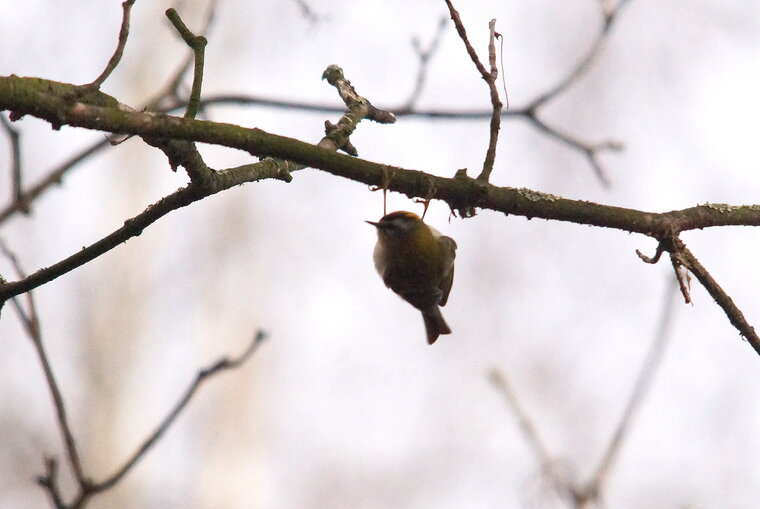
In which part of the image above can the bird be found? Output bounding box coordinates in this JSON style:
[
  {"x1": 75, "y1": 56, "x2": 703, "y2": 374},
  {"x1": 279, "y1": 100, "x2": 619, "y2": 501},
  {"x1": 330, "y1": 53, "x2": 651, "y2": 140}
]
[{"x1": 367, "y1": 211, "x2": 457, "y2": 344}]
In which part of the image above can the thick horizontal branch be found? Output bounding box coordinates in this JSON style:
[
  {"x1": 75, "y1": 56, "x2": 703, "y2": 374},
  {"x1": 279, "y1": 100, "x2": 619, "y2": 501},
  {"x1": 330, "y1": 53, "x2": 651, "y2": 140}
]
[
  {"x1": 2, "y1": 75, "x2": 759, "y2": 239},
  {"x1": 2, "y1": 75, "x2": 760, "y2": 355}
]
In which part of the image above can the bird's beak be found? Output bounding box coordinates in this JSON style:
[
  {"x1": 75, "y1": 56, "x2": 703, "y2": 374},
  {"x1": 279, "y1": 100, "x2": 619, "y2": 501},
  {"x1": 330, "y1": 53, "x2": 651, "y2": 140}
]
[{"x1": 366, "y1": 220, "x2": 380, "y2": 228}]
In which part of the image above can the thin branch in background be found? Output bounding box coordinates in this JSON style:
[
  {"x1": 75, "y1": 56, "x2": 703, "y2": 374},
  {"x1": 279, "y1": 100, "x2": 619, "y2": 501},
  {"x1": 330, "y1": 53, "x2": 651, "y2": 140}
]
[
  {"x1": 0, "y1": 113, "x2": 27, "y2": 213},
  {"x1": 581, "y1": 277, "x2": 679, "y2": 504},
  {"x1": 528, "y1": 0, "x2": 633, "y2": 110},
  {"x1": 3, "y1": 235, "x2": 269, "y2": 509},
  {"x1": 0, "y1": 137, "x2": 112, "y2": 226},
  {"x1": 601, "y1": 0, "x2": 634, "y2": 33},
  {"x1": 0, "y1": 240, "x2": 89, "y2": 494},
  {"x1": 444, "y1": 0, "x2": 503, "y2": 183},
  {"x1": 0, "y1": 240, "x2": 39, "y2": 337},
  {"x1": 93, "y1": 330, "x2": 268, "y2": 494},
  {"x1": 400, "y1": 16, "x2": 449, "y2": 112},
  {"x1": 518, "y1": 0, "x2": 633, "y2": 186},
  {"x1": 487, "y1": 369, "x2": 571, "y2": 498},
  {"x1": 144, "y1": 48, "x2": 195, "y2": 112},
  {"x1": 523, "y1": 114, "x2": 622, "y2": 187},
  {"x1": 87, "y1": 0, "x2": 137, "y2": 89},
  {"x1": 490, "y1": 277, "x2": 679, "y2": 508},
  {"x1": 36, "y1": 457, "x2": 68, "y2": 509},
  {"x1": 292, "y1": 0, "x2": 319, "y2": 25},
  {"x1": 55, "y1": 326, "x2": 265, "y2": 508},
  {"x1": 197, "y1": 94, "x2": 511, "y2": 118}
]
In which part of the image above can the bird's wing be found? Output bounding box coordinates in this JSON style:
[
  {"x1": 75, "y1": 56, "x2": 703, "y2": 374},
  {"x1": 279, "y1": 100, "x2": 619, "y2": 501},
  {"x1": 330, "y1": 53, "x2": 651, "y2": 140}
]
[{"x1": 438, "y1": 236, "x2": 457, "y2": 306}]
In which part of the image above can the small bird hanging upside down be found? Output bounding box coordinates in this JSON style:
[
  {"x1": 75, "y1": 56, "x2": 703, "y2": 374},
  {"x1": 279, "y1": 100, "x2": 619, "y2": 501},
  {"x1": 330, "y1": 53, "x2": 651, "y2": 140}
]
[{"x1": 367, "y1": 211, "x2": 457, "y2": 344}]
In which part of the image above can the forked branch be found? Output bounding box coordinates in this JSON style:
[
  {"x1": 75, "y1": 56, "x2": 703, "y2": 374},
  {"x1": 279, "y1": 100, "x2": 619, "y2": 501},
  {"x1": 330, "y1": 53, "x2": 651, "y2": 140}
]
[{"x1": 444, "y1": 0, "x2": 503, "y2": 182}]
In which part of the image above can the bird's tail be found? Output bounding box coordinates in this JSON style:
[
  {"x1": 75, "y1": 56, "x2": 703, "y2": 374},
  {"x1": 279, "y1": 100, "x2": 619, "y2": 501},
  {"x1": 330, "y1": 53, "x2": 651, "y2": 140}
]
[{"x1": 422, "y1": 306, "x2": 451, "y2": 345}]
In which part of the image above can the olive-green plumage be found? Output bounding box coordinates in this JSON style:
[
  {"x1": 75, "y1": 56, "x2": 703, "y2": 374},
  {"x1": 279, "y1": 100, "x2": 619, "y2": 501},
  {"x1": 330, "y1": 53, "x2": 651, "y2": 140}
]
[{"x1": 368, "y1": 211, "x2": 457, "y2": 344}]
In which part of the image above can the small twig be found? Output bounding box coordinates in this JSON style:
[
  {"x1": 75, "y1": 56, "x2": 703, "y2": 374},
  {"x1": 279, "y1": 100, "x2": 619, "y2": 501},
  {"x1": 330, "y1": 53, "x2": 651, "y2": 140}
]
[
  {"x1": 444, "y1": 1, "x2": 503, "y2": 183},
  {"x1": 93, "y1": 331, "x2": 267, "y2": 493},
  {"x1": 676, "y1": 242, "x2": 760, "y2": 355},
  {"x1": 165, "y1": 8, "x2": 208, "y2": 120},
  {"x1": 146, "y1": 9, "x2": 213, "y2": 186},
  {"x1": 636, "y1": 234, "x2": 760, "y2": 356},
  {"x1": 635, "y1": 242, "x2": 665, "y2": 264},
  {"x1": 477, "y1": 19, "x2": 503, "y2": 183},
  {"x1": 444, "y1": 0, "x2": 490, "y2": 79},
  {"x1": 146, "y1": 0, "x2": 219, "y2": 112},
  {"x1": 322, "y1": 65, "x2": 396, "y2": 124},
  {"x1": 1, "y1": 113, "x2": 27, "y2": 213},
  {"x1": 319, "y1": 65, "x2": 396, "y2": 156},
  {"x1": 87, "y1": 0, "x2": 137, "y2": 89},
  {"x1": 242, "y1": 65, "x2": 397, "y2": 180},
  {"x1": 36, "y1": 457, "x2": 66, "y2": 509},
  {"x1": 583, "y1": 277, "x2": 679, "y2": 499},
  {"x1": 670, "y1": 251, "x2": 692, "y2": 304}
]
